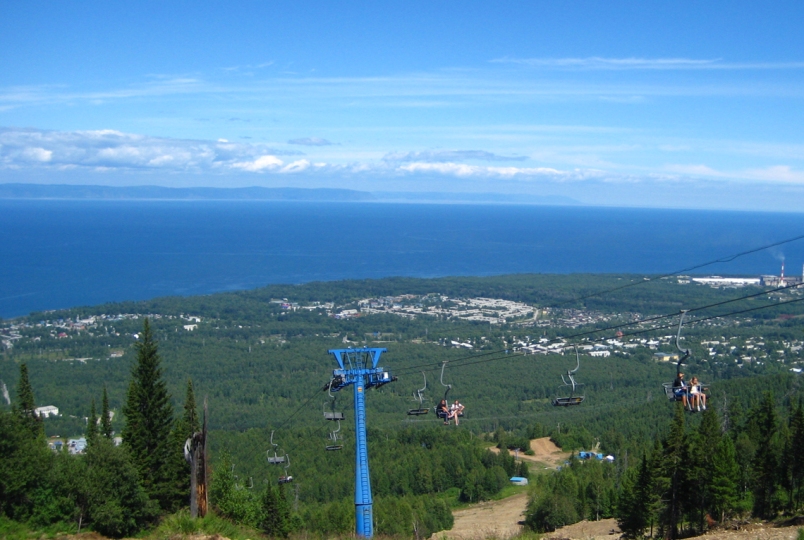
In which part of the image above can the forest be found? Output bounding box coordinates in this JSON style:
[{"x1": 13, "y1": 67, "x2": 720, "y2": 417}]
[{"x1": 1, "y1": 273, "x2": 803, "y2": 538}]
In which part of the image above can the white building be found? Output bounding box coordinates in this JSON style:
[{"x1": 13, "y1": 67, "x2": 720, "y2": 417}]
[{"x1": 34, "y1": 405, "x2": 59, "y2": 418}]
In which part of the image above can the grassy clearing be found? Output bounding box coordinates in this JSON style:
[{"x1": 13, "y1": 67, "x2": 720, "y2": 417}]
[{"x1": 142, "y1": 510, "x2": 264, "y2": 540}]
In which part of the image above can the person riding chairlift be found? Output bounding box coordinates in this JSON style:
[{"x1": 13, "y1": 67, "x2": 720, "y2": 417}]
[
  {"x1": 437, "y1": 399, "x2": 450, "y2": 424},
  {"x1": 672, "y1": 372, "x2": 688, "y2": 407},
  {"x1": 449, "y1": 400, "x2": 465, "y2": 426}
]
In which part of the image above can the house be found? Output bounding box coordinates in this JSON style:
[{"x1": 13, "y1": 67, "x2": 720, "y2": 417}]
[
  {"x1": 67, "y1": 438, "x2": 87, "y2": 454},
  {"x1": 653, "y1": 352, "x2": 680, "y2": 362},
  {"x1": 35, "y1": 405, "x2": 59, "y2": 418}
]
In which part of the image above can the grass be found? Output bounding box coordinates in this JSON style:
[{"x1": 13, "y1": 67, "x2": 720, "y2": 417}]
[
  {"x1": 143, "y1": 509, "x2": 265, "y2": 540},
  {"x1": 797, "y1": 527, "x2": 804, "y2": 540},
  {"x1": 0, "y1": 516, "x2": 84, "y2": 540}
]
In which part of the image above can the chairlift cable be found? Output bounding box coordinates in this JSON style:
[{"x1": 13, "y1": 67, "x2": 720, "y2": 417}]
[{"x1": 542, "y1": 232, "x2": 804, "y2": 311}]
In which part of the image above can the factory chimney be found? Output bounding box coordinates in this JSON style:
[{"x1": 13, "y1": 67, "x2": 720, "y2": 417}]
[{"x1": 781, "y1": 260, "x2": 785, "y2": 283}]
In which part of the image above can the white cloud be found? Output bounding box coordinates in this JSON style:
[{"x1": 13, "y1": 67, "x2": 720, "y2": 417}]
[
  {"x1": 280, "y1": 159, "x2": 311, "y2": 173},
  {"x1": 231, "y1": 155, "x2": 283, "y2": 172},
  {"x1": 491, "y1": 57, "x2": 804, "y2": 71},
  {"x1": 0, "y1": 127, "x2": 300, "y2": 173},
  {"x1": 396, "y1": 161, "x2": 578, "y2": 180},
  {"x1": 384, "y1": 150, "x2": 526, "y2": 163},
  {"x1": 21, "y1": 147, "x2": 53, "y2": 162},
  {"x1": 744, "y1": 165, "x2": 804, "y2": 184}
]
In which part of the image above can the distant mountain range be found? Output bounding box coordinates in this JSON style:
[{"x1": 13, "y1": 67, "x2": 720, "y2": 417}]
[{"x1": 0, "y1": 183, "x2": 580, "y2": 205}]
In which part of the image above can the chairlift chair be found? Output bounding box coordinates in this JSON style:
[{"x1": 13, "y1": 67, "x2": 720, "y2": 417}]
[
  {"x1": 323, "y1": 380, "x2": 345, "y2": 421},
  {"x1": 407, "y1": 372, "x2": 430, "y2": 416},
  {"x1": 267, "y1": 431, "x2": 286, "y2": 464},
  {"x1": 661, "y1": 310, "x2": 705, "y2": 412},
  {"x1": 278, "y1": 454, "x2": 293, "y2": 484},
  {"x1": 553, "y1": 346, "x2": 585, "y2": 406},
  {"x1": 434, "y1": 361, "x2": 464, "y2": 420},
  {"x1": 325, "y1": 420, "x2": 343, "y2": 451}
]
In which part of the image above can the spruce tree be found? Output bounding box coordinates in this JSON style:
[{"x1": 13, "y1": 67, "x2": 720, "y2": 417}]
[
  {"x1": 790, "y1": 402, "x2": 804, "y2": 512},
  {"x1": 751, "y1": 392, "x2": 779, "y2": 518},
  {"x1": 86, "y1": 398, "x2": 98, "y2": 444},
  {"x1": 100, "y1": 385, "x2": 113, "y2": 438},
  {"x1": 14, "y1": 363, "x2": 42, "y2": 437},
  {"x1": 661, "y1": 404, "x2": 687, "y2": 540},
  {"x1": 122, "y1": 318, "x2": 175, "y2": 510},
  {"x1": 710, "y1": 436, "x2": 740, "y2": 522},
  {"x1": 164, "y1": 379, "x2": 200, "y2": 512},
  {"x1": 182, "y1": 379, "x2": 200, "y2": 435},
  {"x1": 261, "y1": 483, "x2": 291, "y2": 538}
]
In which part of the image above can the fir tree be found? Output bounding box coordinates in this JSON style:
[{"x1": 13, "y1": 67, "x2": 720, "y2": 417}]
[
  {"x1": 122, "y1": 318, "x2": 175, "y2": 511},
  {"x1": 710, "y1": 436, "x2": 740, "y2": 522},
  {"x1": 86, "y1": 398, "x2": 98, "y2": 444},
  {"x1": 14, "y1": 363, "x2": 42, "y2": 437},
  {"x1": 790, "y1": 401, "x2": 804, "y2": 512},
  {"x1": 164, "y1": 379, "x2": 200, "y2": 512},
  {"x1": 751, "y1": 392, "x2": 779, "y2": 518},
  {"x1": 100, "y1": 385, "x2": 113, "y2": 439},
  {"x1": 661, "y1": 404, "x2": 687, "y2": 540},
  {"x1": 617, "y1": 455, "x2": 650, "y2": 538},
  {"x1": 260, "y1": 483, "x2": 291, "y2": 538}
]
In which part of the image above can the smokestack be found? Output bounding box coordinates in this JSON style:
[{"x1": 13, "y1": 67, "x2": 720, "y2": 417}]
[{"x1": 781, "y1": 260, "x2": 785, "y2": 282}]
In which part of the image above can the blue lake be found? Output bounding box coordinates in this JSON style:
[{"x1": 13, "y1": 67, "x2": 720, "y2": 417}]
[{"x1": 1, "y1": 200, "x2": 803, "y2": 318}]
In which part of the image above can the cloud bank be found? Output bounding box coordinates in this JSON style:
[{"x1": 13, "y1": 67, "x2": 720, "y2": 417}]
[
  {"x1": 383, "y1": 150, "x2": 527, "y2": 163},
  {"x1": 0, "y1": 127, "x2": 303, "y2": 173}
]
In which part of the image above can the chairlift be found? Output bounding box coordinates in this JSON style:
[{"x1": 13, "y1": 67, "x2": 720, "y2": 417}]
[
  {"x1": 323, "y1": 379, "x2": 346, "y2": 421},
  {"x1": 661, "y1": 310, "x2": 706, "y2": 412},
  {"x1": 325, "y1": 420, "x2": 343, "y2": 451},
  {"x1": 552, "y1": 345, "x2": 585, "y2": 406},
  {"x1": 267, "y1": 430, "x2": 286, "y2": 464},
  {"x1": 407, "y1": 372, "x2": 430, "y2": 416},
  {"x1": 278, "y1": 454, "x2": 293, "y2": 484},
  {"x1": 434, "y1": 361, "x2": 464, "y2": 420}
]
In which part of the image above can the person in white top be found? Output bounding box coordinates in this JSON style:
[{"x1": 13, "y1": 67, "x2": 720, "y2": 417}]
[{"x1": 449, "y1": 400, "x2": 465, "y2": 425}]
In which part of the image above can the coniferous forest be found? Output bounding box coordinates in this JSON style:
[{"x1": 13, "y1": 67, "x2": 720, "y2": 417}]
[{"x1": 1, "y1": 273, "x2": 803, "y2": 538}]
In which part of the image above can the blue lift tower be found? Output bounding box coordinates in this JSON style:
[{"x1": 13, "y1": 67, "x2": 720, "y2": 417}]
[{"x1": 327, "y1": 348, "x2": 395, "y2": 538}]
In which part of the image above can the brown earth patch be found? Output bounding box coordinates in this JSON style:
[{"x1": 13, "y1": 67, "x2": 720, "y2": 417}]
[{"x1": 488, "y1": 437, "x2": 571, "y2": 469}]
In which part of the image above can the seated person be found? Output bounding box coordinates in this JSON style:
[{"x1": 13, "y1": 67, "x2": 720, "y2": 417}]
[
  {"x1": 449, "y1": 400, "x2": 465, "y2": 425},
  {"x1": 437, "y1": 399, "x2": 450, "y2": 423},
  {"x1": 672, "y1": 372, "x2": 688, "y2": 407},
  {"x1": 689, "y1": 376, "x2": 707, "y2": 411}
]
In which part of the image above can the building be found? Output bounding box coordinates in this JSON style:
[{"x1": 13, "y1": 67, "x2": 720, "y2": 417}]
[
  {"x1": 654, "y1": 352, "x2": 680, "y2": 362},
  {"x1": 34, "y1": 405, "x2": 59, "y2": 418}
]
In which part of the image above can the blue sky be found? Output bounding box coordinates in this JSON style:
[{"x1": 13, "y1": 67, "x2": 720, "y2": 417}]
[{"x1": 2, "y1": 1, "x2": 804, "y2": 210}]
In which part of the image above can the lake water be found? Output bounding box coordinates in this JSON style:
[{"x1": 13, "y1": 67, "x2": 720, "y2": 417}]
[{"x1": 1, "y1": 200, "x2": 803, "y2": 318}]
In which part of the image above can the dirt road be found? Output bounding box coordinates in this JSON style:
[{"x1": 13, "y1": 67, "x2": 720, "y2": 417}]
[
  {"x1": 488, "y1": 437, "x2": 571, "y2": 469},
  {"x1": 434, "y1": 491, "x2": 528, "y2": 540}
]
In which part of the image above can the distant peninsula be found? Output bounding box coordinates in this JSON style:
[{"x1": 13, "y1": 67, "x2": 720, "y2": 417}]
[{"x1": 0, "y1": 183, "x2": 580, "y2": 205}]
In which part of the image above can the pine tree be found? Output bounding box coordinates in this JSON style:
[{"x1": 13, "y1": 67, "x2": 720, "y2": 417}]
[
  {"x1": 86, "y1": 398, "x2": 98, "y2": 444},
  {"x1": 260, "y1": 483, "x2": 291, "y2": 538},
  {"x1": 164, "y1": 379, "x2": 200, "y2": 512},
  {"x1": 751, "y1": 392, "x2": 779, "y2": 518},
  {"x1": 692, "y1": 408, "x2": 722, "y2": 532},
  {"x1": 122, "y1": 318, "x2": 175, "y2": 511},
  {"x1": 790, "y1": 402, "x2": 804, "y2": 512},
  {"x1": 617, "y1": 455, "x2": 651, "y2": 538},
  {"x1": 661, "y1": 404, "x2": 687, "y2": 540},
  {"x1": 182, "y1": 379, "x2": 200, "y2": 435},
  {"x1": 14, "y1": 363, "x2": 42, "y2": 437},
  {"x1": 100, "y1": 385, "x2": 113, "y2": 439},
  {"x1": 710, "y1": 436, "x2": 740, "y2": 522}
]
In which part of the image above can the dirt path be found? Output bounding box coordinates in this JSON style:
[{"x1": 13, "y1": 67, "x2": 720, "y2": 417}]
[
  {"x1": 433, "y1": 491, "x2": 529, "y2": 540},
  {"x1": 488, "y1": 437, "x2": 571, "y2": 469}
]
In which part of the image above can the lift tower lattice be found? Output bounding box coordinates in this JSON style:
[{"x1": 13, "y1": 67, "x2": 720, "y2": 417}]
[{"x1": 327, "y1": 348, "x2": 395, "y2": 538}]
